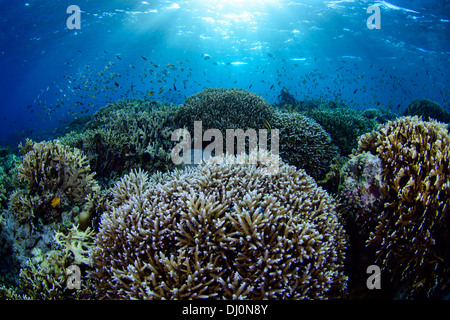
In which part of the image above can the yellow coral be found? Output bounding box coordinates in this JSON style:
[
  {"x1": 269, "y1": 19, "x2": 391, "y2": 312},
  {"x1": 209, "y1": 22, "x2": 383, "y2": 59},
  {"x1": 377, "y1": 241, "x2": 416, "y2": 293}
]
[
  {"x1": 355, "y1": 116, "x2": 450, "y2": 298},
  {"x1": 15, "y1": 140, "x2": 99, "y2": 226}
]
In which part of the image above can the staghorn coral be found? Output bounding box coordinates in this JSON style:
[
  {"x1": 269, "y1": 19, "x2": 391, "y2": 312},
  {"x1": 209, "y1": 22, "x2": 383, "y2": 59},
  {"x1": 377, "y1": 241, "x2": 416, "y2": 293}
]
[
  {"x1": 353, "y1": 116, "x2": 450, "y2": 298},
  {"x1": 403, "y1": 98, "x2": 450, "y2": 123},
  {"x1": 272, "y1": 112, "x2": 339, "y2": 180},
  {"x1": 59, "y1": 99, "x2": 177, "y2": 182},
  {"x1": 92, "y1": 151, "x2": 348, "y2": 300},
  {"x1": 0, "y1": 284, "x2": 31, "y2": 300}
]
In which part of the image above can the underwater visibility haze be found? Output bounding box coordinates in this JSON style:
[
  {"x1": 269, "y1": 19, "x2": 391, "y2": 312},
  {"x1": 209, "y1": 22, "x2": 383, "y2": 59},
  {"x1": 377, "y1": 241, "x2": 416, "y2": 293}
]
[{"x1": 0, "y1": 0, "x2": 449, "y2": 301}]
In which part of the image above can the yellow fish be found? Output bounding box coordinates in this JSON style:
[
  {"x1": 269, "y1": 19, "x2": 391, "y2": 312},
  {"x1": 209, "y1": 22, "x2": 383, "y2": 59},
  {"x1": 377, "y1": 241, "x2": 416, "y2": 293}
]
[
  {"x1": 51, "y1": 197, "x2": 61, "y2": 207},
  {"x1": 263, "y1": 118, "x2": 271, "y2": 133}
]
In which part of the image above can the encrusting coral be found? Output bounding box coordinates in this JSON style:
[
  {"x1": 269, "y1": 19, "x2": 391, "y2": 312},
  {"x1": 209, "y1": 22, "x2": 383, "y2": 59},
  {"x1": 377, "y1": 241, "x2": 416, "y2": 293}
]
[
  {"x1": 92, "y1": 151, "x2": 348, "y2": 299},
  {"x1": 351, "y1": 116, "x2": 450, "y2": 298}
]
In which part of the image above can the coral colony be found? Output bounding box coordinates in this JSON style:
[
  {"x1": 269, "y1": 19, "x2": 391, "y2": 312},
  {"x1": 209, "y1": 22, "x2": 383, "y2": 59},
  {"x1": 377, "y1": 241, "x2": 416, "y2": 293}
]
[{"x1": 0, "y1": 89, "x2": 449, "y2": 300}]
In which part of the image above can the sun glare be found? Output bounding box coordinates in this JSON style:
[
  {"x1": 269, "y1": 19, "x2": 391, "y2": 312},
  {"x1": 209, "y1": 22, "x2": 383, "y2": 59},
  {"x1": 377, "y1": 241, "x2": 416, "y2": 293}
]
[{"x1": 197, "y1": 0, "x2": 280, "y2": 10}]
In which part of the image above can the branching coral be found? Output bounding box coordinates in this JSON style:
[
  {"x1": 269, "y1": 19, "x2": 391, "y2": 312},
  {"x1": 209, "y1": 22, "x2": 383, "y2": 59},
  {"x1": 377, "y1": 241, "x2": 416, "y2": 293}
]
[
  {"x1": 15, "y1": 139, "x2": 99, "y2": 224},
  {"x1": 92, "y1": 151, "x2": 348, "y2": 300},
  {"x1": 175, "y1": 88, "x2": 276, "y2": 136},
  {"x1": 59, "y1": 99, "x2": 177, "y2": 182},
  {"x1": 353, "y1": 116, "x2": 450, "y2": 298},
  {"x1": 18, "y1": 139, "x2": 96, "y2": 202},
  {"x1": 1, "y1": 139, "x2": 100, "y2": 276},
  {"x1": 272, "y1": 112, "x2": 339, "y2": 180},
  {"x1": 18, "y1": 225, "x2": 96, "y2": 300}
]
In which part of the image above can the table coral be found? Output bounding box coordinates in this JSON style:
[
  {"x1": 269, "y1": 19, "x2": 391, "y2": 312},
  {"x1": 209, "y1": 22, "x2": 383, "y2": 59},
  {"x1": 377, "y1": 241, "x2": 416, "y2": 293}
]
[{"x1": 92, "y1": 151, "x2": 348, "y2": 299}]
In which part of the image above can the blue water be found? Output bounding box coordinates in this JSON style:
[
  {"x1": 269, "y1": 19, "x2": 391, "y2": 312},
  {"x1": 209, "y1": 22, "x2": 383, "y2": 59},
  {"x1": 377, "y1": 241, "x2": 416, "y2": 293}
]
[{"x1": 0, "y1": 0, "x2": 449, "y2": 148}]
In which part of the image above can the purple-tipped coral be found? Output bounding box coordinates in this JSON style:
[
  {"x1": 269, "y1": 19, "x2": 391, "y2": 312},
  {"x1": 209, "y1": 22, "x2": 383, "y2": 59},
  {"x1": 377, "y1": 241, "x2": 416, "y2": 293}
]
[{"x1": 92, "y1": 151, "x2": 348, "y2": 299}]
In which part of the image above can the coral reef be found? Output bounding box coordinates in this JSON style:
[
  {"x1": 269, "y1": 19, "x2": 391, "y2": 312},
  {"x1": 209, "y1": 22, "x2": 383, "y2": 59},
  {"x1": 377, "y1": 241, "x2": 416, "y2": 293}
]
[
  {"x1": 19, "y1": 140, "x2": 97, "y2": 208},
  {"x1": 338, "y1": 152, "x2": 386, "y2": 236},
  {"x1": 272, "y1": 87, "x2": 301, "y2": 111},
  {"x1": 175, "y1": 88, "x2": 276, "y2": 137},
  {"x1": 173, "y1": 88, "x2": 337, "y2": 180},
  {"x1": 0, "y1": 153, "x2": 21, "y2": 211},
  {"x1": 1, "y1": 139, "x2": 100, "y2": 276},
  {"x1": 92, "y1": 151, "x2": 348, "y2": 299},
  {"x1": 361, "y1": 108, "x2": 398, "y2": 124},
  {"x1": 15, "y1": 139, "x2": 99, "y2": 224},
  {"x1": 272, "y1": 112, "x2": 339, "y2": 180},
  {"x1": 18, "y1": 225, "x2": 96, "y2": 300},
  {"x1": 303, "y1": 107, "x2": 378, "y2": 156},
  {"x1": 403, "y1": 98, "x2": 450, "y2": 123},
  {"x1": 351, "y1": 116, "x2": 450, "y2": 298},
  {"x1": 59, "y1": 98, "x2": 178, "y2": 183}
]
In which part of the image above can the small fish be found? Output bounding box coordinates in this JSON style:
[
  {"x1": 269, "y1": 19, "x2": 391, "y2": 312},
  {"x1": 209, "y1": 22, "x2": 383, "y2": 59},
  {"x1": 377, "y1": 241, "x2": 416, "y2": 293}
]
[
  {"x1": 267, "y1": 53, "x2": 274, "y2": 58},
  {"x1": 116, "y1": 55, "x2": 122, "y2": 60},
  {"x1": 166, "y1": 63, "x2": 175, "y2": 68},
  {"x1": 148, "y1": 91, "x2": 154, "y2": 96},
  {"x1": 263, "y1": 118, "x2": 271, "y2": 133},
  {"x1": 51, "y1": 197, "x2": 61, "y2": 207},
  {"x1": 201, "y1": 53, "x2": 212, "y2": 60},
  {"x1": 142, "y1": 56, "x2": 147, "y2": 61},
  {"x1": 353, "y1": 89, "x2": 358, "y2": 94},
  {"x1": 129, "y1": 64, "x2": 135, "y2": 69}
]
